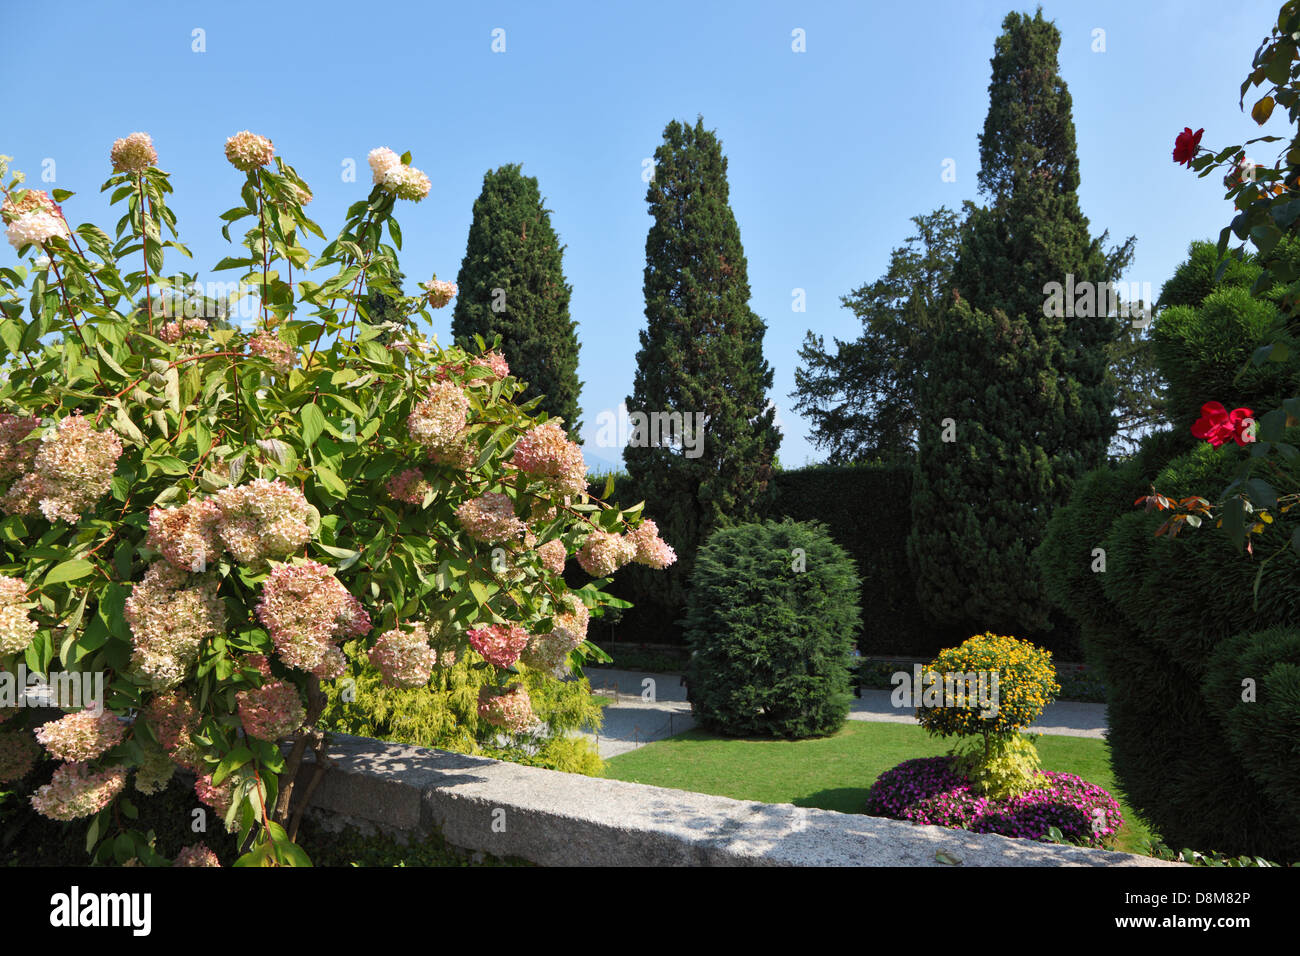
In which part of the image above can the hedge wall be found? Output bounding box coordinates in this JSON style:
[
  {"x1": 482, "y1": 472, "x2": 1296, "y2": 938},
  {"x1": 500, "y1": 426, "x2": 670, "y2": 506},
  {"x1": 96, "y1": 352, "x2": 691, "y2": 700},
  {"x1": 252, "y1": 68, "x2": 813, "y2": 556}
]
[
  {"x1": 765, "y1": 463, "x2": 944, "y2": 656},
  {"x1": 589, "y1": 462, "x2": 950, "y2": 656}
]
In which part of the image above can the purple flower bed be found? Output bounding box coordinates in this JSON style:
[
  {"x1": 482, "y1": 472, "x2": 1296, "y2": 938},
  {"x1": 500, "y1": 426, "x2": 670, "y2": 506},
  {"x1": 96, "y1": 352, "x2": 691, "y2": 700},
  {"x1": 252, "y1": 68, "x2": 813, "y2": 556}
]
[{"x1": 865, "y1": 756, "x2": 1123, "y2": 847}]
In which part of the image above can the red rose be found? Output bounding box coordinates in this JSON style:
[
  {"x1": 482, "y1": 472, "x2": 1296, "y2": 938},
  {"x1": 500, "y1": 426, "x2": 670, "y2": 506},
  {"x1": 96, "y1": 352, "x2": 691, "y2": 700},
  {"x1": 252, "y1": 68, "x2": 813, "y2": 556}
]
[
  {"x1": 1173, "y1": 127, "x2": 1204, "y2": 166},
  {"x1": 1190, "y1": 401, "x2": 1254, "y2": 447}
]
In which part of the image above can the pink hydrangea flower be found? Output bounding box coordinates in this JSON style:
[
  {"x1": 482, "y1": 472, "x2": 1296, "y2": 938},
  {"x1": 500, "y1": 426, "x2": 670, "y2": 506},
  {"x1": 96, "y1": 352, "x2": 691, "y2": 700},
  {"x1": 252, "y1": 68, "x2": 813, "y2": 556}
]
[
  {"x1": 0, "y1": 574, "x2": 37, "y2": 655},
  {"x1": 576, "y1": 530, "x2": 636, "y2": 577},
  {"x1": 31, "y1": 763, "x2": 127, "y2": 821},
  {"x1": 5, "y1": 210, "x2": 71, "y2": 251},
  {"x1": 0, "y1": 413, "x2": 123, "y2": 523},
  {"x1": 386, "y1": 468, "x2": 432, "y2": 505},
  {"x1": 455, "y1": 492, "x2": 528, "y2": 544},
  {"x1": 213, "y1": 478, "x2": 313, "y2": 565},
  {"x1": 143, "y1": 690, "x2": 202, "y2": 771},
  {"x1": 0, "y1": 189, "x2": 56, "y2": 225},
  {"x1": 408, "y1": 382, "x2": 469, "y2": 450},
  {"x1": 536, "y1": 539, "x2": 567, "y2": 575},
  {"x1": 422, "y1": 278, "x2": 457, "y2": 309},
  {"x1": 256, "y1": 561, "x2": 370, "y2": 679},
  {"x1": 467, "y1": 623, "x2": 531, "y2": 669},
  {"x1": 522, "y1": 597, "x2": 590, "y2": 675},
  {"x1": 368, "y1": 624, "x2": 438, "y2": 688},
  {"x1": 236, "y1": 681, "x2": 305, "y2": 741},
  {"x1": 477, "y1": 685, "x2": 535, "y2": 733},
  {"x1": 0, "y1": 413, "x2": 40, "y2": 482},
  {"x1": 224, "y1": 131, "x2": 275, "y2": 172},
  {"x1": 125, "y1": 563, "x2": 224, "y2": 690},
  {"x1": 247, "y1": 331, "x2": 295, "y2": 370},
  {"x1": 147, "y1": 497, "x2": 221, "y2": 572},
  {"x1": 627, "y1": 518, "x2": 677, "y2": 569},
  {"x1": 173, "y1": 844, "x2": 221, "y2": 867},
  {"x1": 159, "y1": 318, "x2": 209, "y2": 344},
  {"x1": 511, "y1": 420, "x2": 587, "y2": 496},
  {"x1": 110, "y1": 132, "x2": 157, "y2": 175},
  {"x1": 194, "y1": 772, "x2": 234, "y2": 816},
  {"x1": 368, "y1": 147, "x2": 401, "y2": 183},
  {"x1": 35, "y1": 710, "x2": 126, "y2": 762}
]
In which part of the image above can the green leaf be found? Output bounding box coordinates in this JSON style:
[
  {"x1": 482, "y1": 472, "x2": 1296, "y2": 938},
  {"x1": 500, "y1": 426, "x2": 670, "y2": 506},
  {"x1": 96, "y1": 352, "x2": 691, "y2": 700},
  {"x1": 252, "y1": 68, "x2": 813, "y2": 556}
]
[
  {"x1": 1223, "y1": 497, "x2": 1247, "y2": 551},
  {"x1": 314, "y1": 464, "x2": 348, "y2": 498},
  {"x1": 1246, "y1": 478, "x2": 1278, "y2": 510},
  {"x1": 211, "y1": 746, "x2": 253, "y2": 786},
  {"x1": 95, "y1": 343, "x2": 128, "y2": 380},
  {"x1": 300, "y1": 403, "x2": 326, "y2": 449},
  {"x1": 315, "y1": 542, "x2": 361, "y2": 571},
  {"x1": 44, "y1": 559, "x2": 94, "y2": 586}
]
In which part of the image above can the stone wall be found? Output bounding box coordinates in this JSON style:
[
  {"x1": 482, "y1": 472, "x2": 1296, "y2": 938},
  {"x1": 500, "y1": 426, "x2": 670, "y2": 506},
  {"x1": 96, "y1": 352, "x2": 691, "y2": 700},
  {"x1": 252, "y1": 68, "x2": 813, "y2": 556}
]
[{"x1": 293, "y1": 733, "x2": 1179, "y2": 867}]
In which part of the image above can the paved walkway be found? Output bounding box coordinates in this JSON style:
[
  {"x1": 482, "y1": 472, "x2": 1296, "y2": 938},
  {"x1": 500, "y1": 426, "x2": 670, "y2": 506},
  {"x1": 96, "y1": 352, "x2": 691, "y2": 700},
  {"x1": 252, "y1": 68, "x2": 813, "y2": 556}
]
[{"x1": 577, "y1": 668, "x2": 1108, "y2": 758}]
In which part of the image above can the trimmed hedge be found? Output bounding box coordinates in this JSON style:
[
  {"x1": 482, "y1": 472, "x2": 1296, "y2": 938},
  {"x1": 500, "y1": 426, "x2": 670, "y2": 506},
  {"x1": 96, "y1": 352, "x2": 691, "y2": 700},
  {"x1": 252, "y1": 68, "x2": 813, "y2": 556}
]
[
  {"x1": 766, "y1": 463, "x2": 944, "y2": 656},
  {"x1": 683, "y1": 519, "x2": 860, "y2": 738},
  {"x1": 1038, "y1": 238, "x2": 1300, "y2": 861},
  {"x1": 591, "y1": 462, "x2": 947, "y2": 657}
]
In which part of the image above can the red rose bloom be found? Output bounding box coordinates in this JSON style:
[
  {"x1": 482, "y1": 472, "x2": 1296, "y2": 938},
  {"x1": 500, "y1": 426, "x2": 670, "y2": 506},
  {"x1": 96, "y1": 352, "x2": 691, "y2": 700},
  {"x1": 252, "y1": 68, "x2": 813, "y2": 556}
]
[
  {"x1": 1173, "y1": 127, "x2": 1204, "y2": 166},
  {"x1": 1190, "y1": 401, "x2": 1254, "y2": 447}
]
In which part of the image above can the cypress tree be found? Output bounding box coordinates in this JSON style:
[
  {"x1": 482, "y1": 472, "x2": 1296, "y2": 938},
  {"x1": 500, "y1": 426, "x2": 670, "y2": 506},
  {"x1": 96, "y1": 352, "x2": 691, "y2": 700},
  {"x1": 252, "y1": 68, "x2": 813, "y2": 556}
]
[
  {"x1": 451, "y1": 164, "x2": 582, "y2": 433},
  {"x1": 910, "y1": 9, "x2": 1133, "y2": 640},
  {"x1": 623, "y1": 117, "x2": 780, "y2": 615}
]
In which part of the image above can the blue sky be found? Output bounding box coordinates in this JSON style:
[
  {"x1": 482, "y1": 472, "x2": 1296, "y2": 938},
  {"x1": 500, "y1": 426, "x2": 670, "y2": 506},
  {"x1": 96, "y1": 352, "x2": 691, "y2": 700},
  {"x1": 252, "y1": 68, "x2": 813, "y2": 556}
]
[{"x1": 0, "y1": 0, "x2": 1284, "y2": 470}]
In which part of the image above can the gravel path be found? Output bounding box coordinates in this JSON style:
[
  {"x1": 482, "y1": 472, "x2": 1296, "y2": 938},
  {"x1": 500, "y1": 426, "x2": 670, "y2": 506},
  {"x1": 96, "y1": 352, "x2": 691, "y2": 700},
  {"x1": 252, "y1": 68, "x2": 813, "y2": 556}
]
[{"x1": 577, "y1": 669, "x2": 1108, "y2": 758}]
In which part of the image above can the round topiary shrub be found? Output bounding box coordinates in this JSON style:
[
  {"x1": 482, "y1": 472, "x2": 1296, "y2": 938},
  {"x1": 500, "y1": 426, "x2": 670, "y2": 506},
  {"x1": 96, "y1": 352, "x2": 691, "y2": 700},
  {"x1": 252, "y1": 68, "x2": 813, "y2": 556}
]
[
  {"x1": 915, "y1": 632, "x2": 1060, "y2": 797},
  {"x1": 683, "y1": 518, "x2": 860, "y2": 738}
]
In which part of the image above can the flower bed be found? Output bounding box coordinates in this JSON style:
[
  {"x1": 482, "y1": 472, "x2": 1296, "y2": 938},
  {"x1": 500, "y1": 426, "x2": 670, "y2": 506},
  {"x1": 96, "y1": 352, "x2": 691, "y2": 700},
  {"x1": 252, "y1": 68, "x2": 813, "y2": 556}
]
[{"x1": 865, "y1": 756, "x2": 1123, "y2": 848}]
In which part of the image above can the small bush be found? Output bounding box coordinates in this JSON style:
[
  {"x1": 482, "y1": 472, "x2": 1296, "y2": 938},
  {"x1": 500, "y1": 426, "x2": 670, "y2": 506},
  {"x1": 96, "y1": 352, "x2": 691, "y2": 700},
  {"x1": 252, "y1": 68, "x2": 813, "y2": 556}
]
[
  {"x1": 683, "y1": 519, "x2": 861, "y2": 738},
  {"x1": 914, "y1": 632, "x2": 1058, "y2": 797},
  {"x1": 916, "y1": 633, "x2": 1059, "y2": 740},
  {"x1": 952, "y1": 733, "x2": 1043, "y2": 800},
  {"x1": 319, "y1": 641, "x2": 605, "y2": 776}
]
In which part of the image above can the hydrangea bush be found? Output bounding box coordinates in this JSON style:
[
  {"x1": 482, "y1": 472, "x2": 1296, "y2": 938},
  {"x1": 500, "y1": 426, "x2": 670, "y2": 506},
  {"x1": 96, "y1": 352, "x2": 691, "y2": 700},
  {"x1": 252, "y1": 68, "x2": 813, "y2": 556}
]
[{"x1": 0, "y1": 133, "x2": 674, "y2": 865}]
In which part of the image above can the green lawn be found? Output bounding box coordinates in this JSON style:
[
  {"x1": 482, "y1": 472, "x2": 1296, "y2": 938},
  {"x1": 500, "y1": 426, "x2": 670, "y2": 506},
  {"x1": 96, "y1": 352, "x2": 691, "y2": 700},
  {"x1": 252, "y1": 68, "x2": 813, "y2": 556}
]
[{"x1": 602, "y1": 721, "x2": 1155, "y2": 854}]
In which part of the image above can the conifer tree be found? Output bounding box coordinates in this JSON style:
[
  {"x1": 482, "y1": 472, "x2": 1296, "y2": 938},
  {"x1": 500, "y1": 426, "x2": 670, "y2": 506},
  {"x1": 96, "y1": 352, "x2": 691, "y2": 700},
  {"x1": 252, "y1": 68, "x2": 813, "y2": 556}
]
[
  {"x1": 910, "y1": 9, "x2": 1133, "y2": 639},
  {"x1": 624, "y1": 117, "x2": 780, "y2": 614},
  {"x1": 451, "y1": 164, "x2": 582, "y2": 432}
]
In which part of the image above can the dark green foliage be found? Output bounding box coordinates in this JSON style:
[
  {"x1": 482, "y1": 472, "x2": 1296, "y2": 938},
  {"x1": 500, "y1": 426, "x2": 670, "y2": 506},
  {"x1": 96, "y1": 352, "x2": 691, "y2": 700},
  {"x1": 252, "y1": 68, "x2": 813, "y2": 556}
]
[
  {"x1": 2, "y1": 769, "x2": 238, "y2": 867},
  {"x1": 593, "y1": 463, "x2": 946, "y2": 657},
  {"x1": 684, "y1": 520, "x2": 860, "y2": 738},
  {"x1": 765, "y1": 463, "x2": 943, "y2": 656},
  {"x1": 792, "y1": 207, "x2": 963, "y2": 463},
  {"x1": 296, "y1": 818, "x2": 529, "y2": 867},
  {"x1": 625, "y1": 118, "x2": 780, "y2": 618},
  {"x1": 1158, "y1": 240, "x2": 1260, "y2": 310},
  {"x1": 910, "y1": 300, "x2": 1065, "y2": 637},
  {"x1": 362, "y1": 272, "x2": 409, "y2": 344},
  {"x1": 912, "y1": 9, "x2": 1134, "y2": 641},
  {"x1": 1204, "y1": 627, "x2": 1300, "y2": 829},
  {"x1": 1152, "y1": 286, "x2": 1293, "y2": 433},
  {"x1": 1039, "y1": 427, "x2": 1300, "y2": 861},
  {"x1": 451, "y1": 164, "x2": 582, "y2": 431}
]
